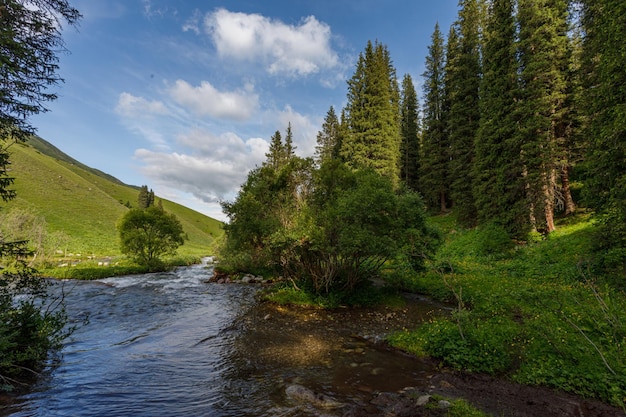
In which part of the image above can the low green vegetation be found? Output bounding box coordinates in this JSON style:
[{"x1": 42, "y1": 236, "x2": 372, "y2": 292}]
[{"x1": 388, "y1": 213, "x2": 626, "y2": 408}]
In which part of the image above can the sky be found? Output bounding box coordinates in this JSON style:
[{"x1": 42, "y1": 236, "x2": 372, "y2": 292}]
[{"x1": 32, "y1": 0, "x2": 459, "y2": 222}]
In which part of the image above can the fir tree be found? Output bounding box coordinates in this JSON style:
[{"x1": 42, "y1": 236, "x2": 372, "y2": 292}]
[
  {"x1": 265, "y1": 130, "x2": 284, "y2": 170},
  {"x1": 420, "y1": 24, "x2": 449, "y2": 212},
  {"x1": 517, "y1": 0, "x2": 570, "y2": 233},
  {"x1": 284, "y1": 122, "x2": 296, "y2": 160},
  {"x1": 315, "y1": 106, "x2": 341, "y2": 165},
  {"x1": 446, "y1": 0, "x2": 482, "y2": 227},
  {"x1": 400, "y1": 74, "x2": 421, "y2": 191},
  {"x1": 581, "y1": 0, "x2": 626, "y2": 269},
  {"x1": 473, "y1": 0, "x2": 528, "y2": 237},
  {"x1": 343, "y1": 40, "x2": 402, "y2": 187}
]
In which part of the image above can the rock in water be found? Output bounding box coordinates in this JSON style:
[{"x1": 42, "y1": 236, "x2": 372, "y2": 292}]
[{"x1": 285, "y1": 384, "x2": 344, "y2": 409}]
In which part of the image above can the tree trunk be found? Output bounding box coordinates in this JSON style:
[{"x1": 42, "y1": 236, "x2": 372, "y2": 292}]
[
  {"x1": 543, "y1": 167, "x2": 557, "y2": 233},
  {"x1": 440, "y1": 190, "x2": 447, "y2": 213},
  {"x1": 561, "y1": 165, "x2": 577, "y2": 216}
]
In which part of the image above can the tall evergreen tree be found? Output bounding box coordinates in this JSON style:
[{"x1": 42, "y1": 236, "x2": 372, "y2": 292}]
[
  {"x1": 420, "y1": 24, "x2": 449, "y2": 212},
  {"x1": 284, "y1": 122, "x2": 296, "y2": 160},
  {"x1": 581, "y1": 0, "x2": 626, "y2": 269},
  {"x1": 315, "y1": 106, "x2": 341, "y2": 165},
  {"x1": 265, "y1": 130, "x2": 284, "y2": 170},
  {"x1": 138, "y1": 185, "x2": 154, "y2": 209},
  {"x1": 400, "y1": 74, "x2": 421, "y2": 191},
  {"x1": 473, "y1": 0, "x2": 528, "y2": 237},
  {"x1": 517, "y1": 0, "x2": 571, "y2": 233},
  {"x1": 446, "y1": 0, "x2": 482, "y2": 227},
  {"x1": 343, "y1": 40, "x2": 402, "y2": 187}
]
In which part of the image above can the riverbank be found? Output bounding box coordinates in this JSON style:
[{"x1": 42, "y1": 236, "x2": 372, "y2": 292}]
[
  {"x1": 386, "y1": 213, "x2": 626, "y2": 412},
  {"x1": 240, "y1": 299, "x2": 624, "y2": 416}
]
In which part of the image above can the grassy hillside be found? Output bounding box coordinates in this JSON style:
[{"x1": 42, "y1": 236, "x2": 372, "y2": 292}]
[{"x1": 4, "y1": 139, "x2": 223, "y2": 257}]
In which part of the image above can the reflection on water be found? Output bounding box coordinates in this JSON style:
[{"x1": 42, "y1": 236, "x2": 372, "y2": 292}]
[{"x1": 1, "y1": 261, "x2": 446, "y2": 417}]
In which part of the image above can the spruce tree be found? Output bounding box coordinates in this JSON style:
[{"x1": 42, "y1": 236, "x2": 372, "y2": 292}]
[
  {"x1": 138, "y1": 185, "x2": 150, "y2": 209},
  {"x1": 400, "y1": 74, "x2": 421, "y2": 191},
  {"x1": 473, "y1": 0, "x2": 528, "y2": 237},
  {"x1": 284, "y1": 122, "x2": 296, "y2": 160},
  {"x1": 581, "y1": 0, "x2": 626, "y2": 267},
  {"x1": 315, "y1": 106, "x2": 341, "y2": 165},
  {"x1": 343, "y1": 40, "x2": 402, "y2": 187},
  {"x1": 446, "y1": 0, "x2": 482, "y2": 227},
  {"x1": 265, "y1": 130, "x2": 284, "y2": 170},
  {"x1": 420, "y1": 24, "x2": 449, "y2": 212},
  {"x1": 517, "y1": 0, "x2": 570, "y2": 233}
]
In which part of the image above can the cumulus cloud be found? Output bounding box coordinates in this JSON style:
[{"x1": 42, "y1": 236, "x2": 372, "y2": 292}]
[
  {"x1": 204, "y1": 8, "x2": 339, "y2": 77},
  {"x1": 135, "y1": 129, "x2": 268, "y2": 204},
  {"x1": 168, "y1": 79, "x2": 259, "y2": 120},
  {"x1": 115, "y1": 92, "x2": 169, "y2": 118}
]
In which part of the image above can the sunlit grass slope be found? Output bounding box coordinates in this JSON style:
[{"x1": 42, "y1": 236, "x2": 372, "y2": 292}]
[{"x1": 5, "y1": 138, "x2": 223, "y2": 256}]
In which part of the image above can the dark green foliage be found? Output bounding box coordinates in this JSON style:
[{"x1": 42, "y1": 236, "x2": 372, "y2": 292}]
[
  {"x1": 315, "y1": 106, "x2": 341, "y2": 165},
  {"x1": 581, "y1": 0, "x2": 626, "y2": 280},
  {"x1": 117, "y1": 206, "x2": 185, "y2": 270},
  {"x1": 446, "y1": 0, "x2": 482, "y2": 227},
  {"x1": 474, "y1": 223, "x2": 515, "y2": 258},
  {"x1": 0, "y1": 145, "x2": 16, "y2": 203},
  {"x1": 220, "y1": 124, "x2": 439, "y2": 296},
  {"x1": 285, "y1": 163, "x2": 439, "y2": 293},
  {"x1": 0, "y1": 0, "x2": 79, "y2": 389},
  {"x1": 0, "y1": 0, "x2": 81, "y2": 139},
  {"x1": 473, "y1": 0, "x2": 528, "y2": 238},
  {"x1": 343, "y1": 40, "x2": 402, "y2": 187},
  {"x1": 399, "y1": 74, "x2": 420, "y2": 191},
  {"x1": 517, "y1": 0, "x2": 571, "y2": 233},
  {"x1": 137, "y1": 185, "x2": 155, "y2": 209},
  {"x1": 420, "y1": 24, "x2": 449, "y2": 212}
]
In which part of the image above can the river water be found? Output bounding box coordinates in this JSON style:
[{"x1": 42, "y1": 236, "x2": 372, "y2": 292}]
[{"x1": 1, "y1": 260, "x2": 445, "y2": 417}]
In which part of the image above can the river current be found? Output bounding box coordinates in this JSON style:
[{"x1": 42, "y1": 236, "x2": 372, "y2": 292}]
[{"x1": 2, "y1": 260, "x2": 443, "y2": 417}]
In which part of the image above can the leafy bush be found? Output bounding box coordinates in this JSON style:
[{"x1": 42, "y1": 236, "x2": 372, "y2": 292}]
[
  {"x1": 220, "y1": 158, "x2": 440, "y2": 295},
  {"x1": 1, "y1": 247, "x2": 70, "y2": 390},
  {"x1": 474, "y1": 223, "x2": 515, "y2": 258}
]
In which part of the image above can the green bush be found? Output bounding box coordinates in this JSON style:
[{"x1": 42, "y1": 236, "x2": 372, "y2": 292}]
[{"x1": 474, "y1": 223, "x2": 515, "y2": 257}]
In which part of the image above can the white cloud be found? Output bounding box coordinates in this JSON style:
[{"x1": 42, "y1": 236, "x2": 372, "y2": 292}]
[
  {"x1": 135, "y1": 130, "x2": 268, "y2": 205},
  {"x1": 115, "y1": 92, "x2": 169, "y2": 118},
  {"x1": 204, "y1": 8, "x2": 339, "y2": 77},
  {"x1": 273, "y1": 105, "x2": 321, "y2": 157},
  {"x1": 168, "y1": 79, "x2": 259, "y2": 120}
]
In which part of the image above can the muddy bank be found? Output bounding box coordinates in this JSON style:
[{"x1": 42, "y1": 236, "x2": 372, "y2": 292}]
[{"x1": 235, "y1": 297, "x2": 625, "y2": 417}]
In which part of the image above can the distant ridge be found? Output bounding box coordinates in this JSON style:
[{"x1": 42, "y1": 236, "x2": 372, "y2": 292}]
[
  {"x1": 4, "y1": 136, "x2": 222, "y2": 256},
  {"x1": 26, "y1": 135, "x2": 138, "y2": 189}
]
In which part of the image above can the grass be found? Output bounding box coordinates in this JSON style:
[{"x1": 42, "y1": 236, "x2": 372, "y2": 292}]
[
  {"x1": 388, "y1": 213, "x2": 626, "y2": 408},
  {"x1": 4, "y1": 139, "x2": 223, "y2": 258},
  {"x1": 40, "y1": 254, "x2": 203, "y2": 279}
]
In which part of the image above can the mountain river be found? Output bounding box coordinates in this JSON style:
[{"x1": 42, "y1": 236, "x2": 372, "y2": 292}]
[{"x1": 1, "y1": 259, "x2": 446, "y2": 416}]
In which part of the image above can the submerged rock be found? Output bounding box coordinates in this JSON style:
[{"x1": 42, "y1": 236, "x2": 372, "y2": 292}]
[{"x1": 285, "y1": 384, "x2": 345, "y2": 409}]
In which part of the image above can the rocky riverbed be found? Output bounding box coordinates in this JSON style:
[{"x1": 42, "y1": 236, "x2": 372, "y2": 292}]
[{"x1": 233, "y1": 297, "x2": 625, "y2": 417}]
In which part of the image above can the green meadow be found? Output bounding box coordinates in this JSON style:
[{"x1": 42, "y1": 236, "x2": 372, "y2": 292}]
[{"x1": 3, "y1": 136, "x2": 223, "y2": 264}]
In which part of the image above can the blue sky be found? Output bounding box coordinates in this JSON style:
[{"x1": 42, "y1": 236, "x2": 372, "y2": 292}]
[{"x1": 32, "y1": 0, "x2": 459, "y2": 221}]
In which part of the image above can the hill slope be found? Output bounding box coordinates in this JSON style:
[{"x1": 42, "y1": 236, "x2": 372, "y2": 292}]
[{"x1": 3, "y1": 138, "x2": 223, "y2": 256}]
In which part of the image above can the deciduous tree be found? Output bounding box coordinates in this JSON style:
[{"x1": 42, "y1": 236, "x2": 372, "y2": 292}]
[{"x1": 118, "y1": 207, "x2": 185, "y2": 269}]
